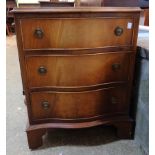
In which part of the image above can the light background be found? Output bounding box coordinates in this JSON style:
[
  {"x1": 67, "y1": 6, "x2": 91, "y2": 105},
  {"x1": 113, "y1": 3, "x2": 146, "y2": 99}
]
[{"x1": 0, "y1": 1, "x2": 6, "y2": 155}]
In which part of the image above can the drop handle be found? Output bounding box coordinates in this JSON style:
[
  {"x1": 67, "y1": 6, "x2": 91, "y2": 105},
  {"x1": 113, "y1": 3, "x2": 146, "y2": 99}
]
[
  {"x1": 38, "y1": 66, "x2": 47, "y2": 75},
  {"x1": 112, "y1": 63, "x2": 121, "y2": 71},
  {"x1": 42, "y1": 101, "x2": 50, "y2": 110},
  {"x1": 34, "y1": 28, "x2": 44, "y2": 39},
  {"x1": 114, "y1": 27, "x2": 123, "y2": 36}
]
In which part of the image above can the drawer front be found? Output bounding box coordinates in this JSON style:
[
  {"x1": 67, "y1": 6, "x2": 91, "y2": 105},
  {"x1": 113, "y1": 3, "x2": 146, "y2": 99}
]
[
  {"x1": 30, "y1": 87, "x2": 128, "y2": 120},
  {"x1": 21, "y1": 18, "x2": 134, "y2": 49},
  {"x1": 26, "y1": 52, "x2": 131, "y2": 88}
]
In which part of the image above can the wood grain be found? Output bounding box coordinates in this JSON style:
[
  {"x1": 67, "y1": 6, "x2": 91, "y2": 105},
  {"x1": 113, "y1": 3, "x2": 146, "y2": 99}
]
[
  {"x1": 13, "y1": 7, "x2": 141, "y2": 149},
  {"x1": 30, "y1": 86, "x2": 128, "y2": 120},
  {"x1": 26, "y1": 52, "x2": 131, "y2": 88},
  {"x1": 12, "y1": 7, "x2": 141, "y2": 13},
  {"x1": 21, "y1": 18, "x2": 134, "y2": 49}
]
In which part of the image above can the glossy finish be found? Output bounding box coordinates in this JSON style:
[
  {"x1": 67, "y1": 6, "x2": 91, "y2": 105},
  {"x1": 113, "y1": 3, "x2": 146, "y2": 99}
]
[
  {"x1": 13, "y1": 7, "x2": 140, "y2": 149},
  {"x1": 12, "y1": 7, "x2": 141, "y2": 13},
  {"x1": 30, "y1": 86, "x2": 128, "y2": 121},
  {"x1": 21, "y1": 18, "x2": 133, "y2": 49},
  {"x1": 26, "y1": 52, "x2": 131, "y2": 88}
]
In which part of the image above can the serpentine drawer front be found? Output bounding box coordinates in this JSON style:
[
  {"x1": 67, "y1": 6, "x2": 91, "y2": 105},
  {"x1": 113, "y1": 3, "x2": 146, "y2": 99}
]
[
  {"x1": 26, "y1": 52, "x2": 131, "y2": 88},
  {"x1": 13, "y1": 7, "x2": 141, "y2": 149},
  {"x1": 21, "y1": 18, "x2": 134, "y2": 49},
  {"x1": 30, "y1": 86, "x2": 128, "y2": 121}
]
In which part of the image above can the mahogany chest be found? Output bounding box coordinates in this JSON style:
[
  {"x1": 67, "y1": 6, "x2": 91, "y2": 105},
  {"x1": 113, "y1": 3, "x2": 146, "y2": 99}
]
[{"x1": 13, "y1": 7, "x2": 141, "y2": 149}]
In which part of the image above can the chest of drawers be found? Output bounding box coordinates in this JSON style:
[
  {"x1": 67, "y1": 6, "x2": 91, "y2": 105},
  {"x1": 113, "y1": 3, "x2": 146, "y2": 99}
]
[{"x1": 13, "y1": 7, "x2": 141, "y2": 149}]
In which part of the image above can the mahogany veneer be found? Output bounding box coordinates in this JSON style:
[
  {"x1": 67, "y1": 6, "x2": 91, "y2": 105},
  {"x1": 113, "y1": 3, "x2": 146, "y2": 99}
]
[{"x1": 13, "y1": 7, "x2": 141, "y2": 149}]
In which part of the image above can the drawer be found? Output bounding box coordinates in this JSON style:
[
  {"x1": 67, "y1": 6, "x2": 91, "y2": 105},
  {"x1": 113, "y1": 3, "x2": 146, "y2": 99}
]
[
  {"x1": 26, "y1": 52, "x2": 131, "y2": 88},
  {"x1": 30, "y1": 86, "x2": 128, "y2": 120},
  {"x1": 21, "y1": 18, "x2": 134, "y2": 49}
]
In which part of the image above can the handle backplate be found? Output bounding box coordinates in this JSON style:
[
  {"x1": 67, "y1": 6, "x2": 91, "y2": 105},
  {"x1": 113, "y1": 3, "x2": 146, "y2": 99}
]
[
  {"x1": 42, "y1": 101, "x2": 50, "y2": 110},
  {"x1": 114, "y1": 27, "x2": 123, "y2": 36},
  {"x1": 34, "y1": 28, "x2": 44, "y2": 39},
  {"x1": 38, "y1": 66, "x2": 47, "y2": 75}
]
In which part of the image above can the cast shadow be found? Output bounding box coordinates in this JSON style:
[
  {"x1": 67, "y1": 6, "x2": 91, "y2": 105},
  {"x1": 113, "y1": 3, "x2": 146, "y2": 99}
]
[{"x1": 37, "y1": 125, "x2": 120, "y2": 150}]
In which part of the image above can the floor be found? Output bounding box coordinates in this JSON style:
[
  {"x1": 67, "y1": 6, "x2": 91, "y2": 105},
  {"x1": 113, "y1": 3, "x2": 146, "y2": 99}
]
[{"x1": 6, "y1": 36, "x2": 146, "y2": 155}]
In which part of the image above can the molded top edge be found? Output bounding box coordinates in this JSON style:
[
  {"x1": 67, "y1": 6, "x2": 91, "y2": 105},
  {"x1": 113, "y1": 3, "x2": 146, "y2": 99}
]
[{"x1": 12, "y1": 7, "x2": 141, "y2": 14}]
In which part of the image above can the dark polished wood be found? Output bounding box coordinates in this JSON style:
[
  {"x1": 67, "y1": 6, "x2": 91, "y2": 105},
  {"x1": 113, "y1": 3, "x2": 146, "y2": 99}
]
[
  {"x1": 13, "y1": 7, "x2": 141, "y2": 149},
  {"x1": 26, "y1": 52, "x2": 131, "y2": 88},
  {"x1": 30, "y1": 86, "x2": 128, "y2": 121},
  {"x1": 21, "y1": 18, "x2": 134, "y2": 49},
  {"x1": 26, "y1": 125, "x2": 46, "y2": 149},
  {"x1": 26, "y1": 115, "x2": 133, "y2": 148},
  {"x1": 144, "y1": 8, "x2": 149, "y2": 26},
  {"x1": 113, "y1": 120, "x2": 133, "y2": 138},
  {"x1": 12, "y1": 7, "x2": 141, "y2": 13}
]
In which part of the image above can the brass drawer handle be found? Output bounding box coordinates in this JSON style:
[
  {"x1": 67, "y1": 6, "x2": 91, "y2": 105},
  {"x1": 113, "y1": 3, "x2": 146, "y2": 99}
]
[
  {"x1": 42, "y1": 101, "x2": 50, "y2": 110},
  {"x1": 38, "y1": 66, "x2": 47, "y2": 75},
  {"x1": 114, "y1": 27, "x2": 123, "y2": 36},
  {"x1": 112, "y1": 63, "x2": 121, "y2": 71},
  {"x1": 34, "y1": 28, "x2": 44, "y2": 39}
]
